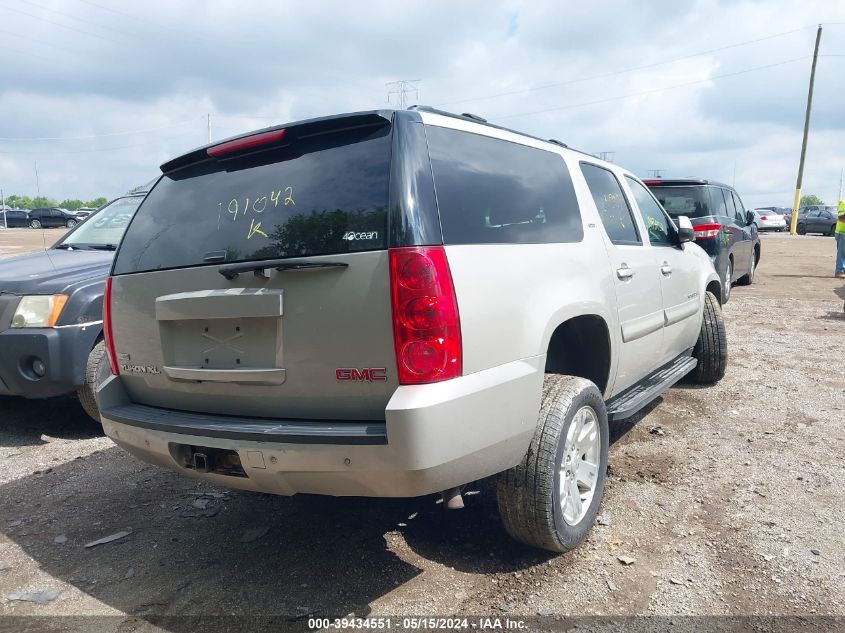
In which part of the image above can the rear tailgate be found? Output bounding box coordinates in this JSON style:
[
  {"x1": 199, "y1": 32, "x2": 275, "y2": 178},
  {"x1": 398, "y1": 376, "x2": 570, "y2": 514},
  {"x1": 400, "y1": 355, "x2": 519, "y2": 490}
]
[{"x1": 109, "y1": 115, "x2": 398, "y2": 420}]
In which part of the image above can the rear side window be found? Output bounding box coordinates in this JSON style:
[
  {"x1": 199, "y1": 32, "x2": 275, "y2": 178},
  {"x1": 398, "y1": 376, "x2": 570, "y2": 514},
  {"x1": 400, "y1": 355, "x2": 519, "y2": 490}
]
[
  {"x1": 580, "y1": 163, "x2": 640, "y2": 245},
  {"x1": 723, "y1": 189, "x2": 737, "y2": 218},
  {"x1": 709, "y1": 188, "x2": 728, "y2": 216},
  {"x1": 426, "y1": 126, "x2": 583, "y2": 245},
  {"x1": 113, "y1": 124, "x2": 391, "y2": 274}
]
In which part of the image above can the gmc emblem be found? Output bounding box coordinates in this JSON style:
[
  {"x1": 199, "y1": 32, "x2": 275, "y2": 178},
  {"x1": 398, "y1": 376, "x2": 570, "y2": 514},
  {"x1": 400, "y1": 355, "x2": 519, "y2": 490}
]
[{"x1": 336, "y1": 368, "x2": 387, "y2": 382}]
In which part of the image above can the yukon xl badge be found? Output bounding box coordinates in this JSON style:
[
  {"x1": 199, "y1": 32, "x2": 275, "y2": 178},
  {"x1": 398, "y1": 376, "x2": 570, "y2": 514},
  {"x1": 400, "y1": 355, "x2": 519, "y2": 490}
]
[{"x1": 336, "y1": 368, "x2": 387, "y2": 382}]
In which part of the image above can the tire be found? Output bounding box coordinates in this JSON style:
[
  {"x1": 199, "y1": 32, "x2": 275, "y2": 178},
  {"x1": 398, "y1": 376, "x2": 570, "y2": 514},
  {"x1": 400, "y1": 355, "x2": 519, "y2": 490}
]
[
  {"x1": 29, "y1": 219, "x2": 41, "y2": 229},
  {"x1": 830, "y1": 225, "x2": 836, "y2": 237},
  {"x1": 66, "y1": 219, "x2": 77, "y2": 228},
  {"x1": 688, "y1": 291, "x2": 727, "y2": 384},
  {"x1": 797, "y1": 223, "x2": 806, "y2": 235},
  {"x1": 736, "y1": 248, "x2": 758, "y2": 286},
  {"x1": 496, "y1": 375, "x2": 609, "y2": 552},
  {"x1": 722, "y1": 258, "x2": 732, "y2": 303},
  {"x1": 77, "y1": 341, "x2": 109, "y2": 423}
]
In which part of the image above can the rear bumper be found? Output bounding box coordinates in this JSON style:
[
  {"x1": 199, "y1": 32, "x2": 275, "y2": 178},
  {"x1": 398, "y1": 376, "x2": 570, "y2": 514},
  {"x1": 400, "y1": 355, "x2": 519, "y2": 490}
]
[
  {"x1": 98, "y1": 356, "x2": 544, "y2": 498},
  {"x1": 0, "y1": 323, "x2": 102, "y2": 398}
]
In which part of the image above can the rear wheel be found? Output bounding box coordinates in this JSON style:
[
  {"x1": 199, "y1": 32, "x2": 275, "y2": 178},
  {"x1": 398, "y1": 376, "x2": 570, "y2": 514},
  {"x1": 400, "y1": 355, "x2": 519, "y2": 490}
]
[
  {"x1": 797, "y1": 223, "x2": 806, "y2": 235},
  {"x1": 66, "y1": 219, "x2": 77, "y2": 228},
  {"x1": 496, "y1": 375, "x2": 608, "y2": 552},
  {"x1": 830, "y1": 225, "x2": 836, "y2": 237},
  {"x1": 688, "y1": 291, "x2": 727, "y2": 384},
  {"x1": 77, "y1": 341, "x2": 109, "y2": 423},
  {"x1": 29, "y1": 219, "x2": 41, "y2": 229},
  {"x1": 722, "y1": 259, "x2": 732, "y2": 302}
]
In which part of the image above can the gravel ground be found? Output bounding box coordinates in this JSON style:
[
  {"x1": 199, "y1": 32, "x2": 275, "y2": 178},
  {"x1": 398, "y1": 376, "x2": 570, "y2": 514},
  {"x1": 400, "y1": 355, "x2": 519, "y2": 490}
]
[
  {"x1": 0, "y1": 228, "x2": 67, "y2": 260},
  {"x1": 0, "y1": 232, "x2": 843, "y2": 631}
]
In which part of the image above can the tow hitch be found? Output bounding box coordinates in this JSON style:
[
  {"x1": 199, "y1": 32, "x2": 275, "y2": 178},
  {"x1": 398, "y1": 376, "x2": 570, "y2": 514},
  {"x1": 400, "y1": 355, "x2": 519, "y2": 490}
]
[{"x1": 171, "y1": 444, "x2": 247, "y2": 478}]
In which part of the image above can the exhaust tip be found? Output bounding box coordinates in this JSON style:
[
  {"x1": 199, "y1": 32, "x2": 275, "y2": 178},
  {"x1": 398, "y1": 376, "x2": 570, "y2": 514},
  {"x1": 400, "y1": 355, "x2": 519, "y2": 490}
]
[{"x1": 442, "y1": 486, "x2": 464, "y2": 510}]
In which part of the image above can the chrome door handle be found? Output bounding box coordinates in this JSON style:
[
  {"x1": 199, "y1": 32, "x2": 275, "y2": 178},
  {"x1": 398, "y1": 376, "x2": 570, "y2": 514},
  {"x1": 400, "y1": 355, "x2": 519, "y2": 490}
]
[
  {"x1": 660, "y1": 263, "x2": 673, "y2": 276},
  {"x1": 616, "y1": 265, "x2": 634, "y2": 280}
]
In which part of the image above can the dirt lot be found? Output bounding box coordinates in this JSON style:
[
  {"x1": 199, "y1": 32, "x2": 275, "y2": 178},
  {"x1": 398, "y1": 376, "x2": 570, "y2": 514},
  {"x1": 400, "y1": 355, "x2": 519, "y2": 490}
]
[
  {"x1": 0, "y1": 232, "x2": 843, "y2": 630},
  {"x1": 0, "y1": 228, "x2": 68, "y2": 260}
]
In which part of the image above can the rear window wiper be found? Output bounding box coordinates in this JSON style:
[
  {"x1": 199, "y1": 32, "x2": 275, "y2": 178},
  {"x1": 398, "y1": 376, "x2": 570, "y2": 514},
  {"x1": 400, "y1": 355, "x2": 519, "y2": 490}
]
[{"x1": 218, "y1": 259, "x2": 348, "y2": 280}]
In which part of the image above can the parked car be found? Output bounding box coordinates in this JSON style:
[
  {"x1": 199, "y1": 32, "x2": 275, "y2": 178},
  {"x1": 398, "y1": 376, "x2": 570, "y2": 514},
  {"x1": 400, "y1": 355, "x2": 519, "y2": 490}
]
[
  {"x1": 796, "y1": 206, "x2": 838, "y2": 236},
  {"x1": 750, "y1": 209, "x2": 787, "y2": 232},
  {"x1": 28, "y1": 207, "x2": 80, "y2": 229},
  {"x1": 0, "y1": 191, "x2": 147, "y2": 421},
  {"x1": 74, "y1": 207, "x2": 97, "y2": 220},
  {"x1": 645, "y1": 178, "x2": 759, "y2": 302},
  {"x1": 0, "y1": 209, "x2": 30, "y2": 228},
  {"x1": 96, "y1": 107, "x2": 726, "y2": 553}
]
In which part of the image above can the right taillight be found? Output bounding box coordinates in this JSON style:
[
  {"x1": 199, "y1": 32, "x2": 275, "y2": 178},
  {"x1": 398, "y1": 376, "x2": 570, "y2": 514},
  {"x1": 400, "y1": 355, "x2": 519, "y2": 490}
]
[
  {"x1": 103, "y1": 276, "x2": 120, "y2": 376},
  {"x1": 694, "y1": 223, "x2": 722, "y2": 239},
  {"x1": 389, "y1": 246, "x2": 462, "y2": 385}
]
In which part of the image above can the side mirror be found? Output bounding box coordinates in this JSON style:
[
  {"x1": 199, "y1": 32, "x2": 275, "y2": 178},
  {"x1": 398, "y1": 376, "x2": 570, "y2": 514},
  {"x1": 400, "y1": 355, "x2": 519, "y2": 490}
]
[
  {"x1": 746, "y1": 210, "x2": 755, "y2": 226},
  {"x1": 676, "y1": 215, "x2": 695, "y2": 243}
]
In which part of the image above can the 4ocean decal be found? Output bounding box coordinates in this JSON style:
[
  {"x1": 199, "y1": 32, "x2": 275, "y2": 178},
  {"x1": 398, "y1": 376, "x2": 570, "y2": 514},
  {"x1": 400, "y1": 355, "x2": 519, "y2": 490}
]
[{"x1": 342, "y1": 231, "x2": 379, "y2": 241}]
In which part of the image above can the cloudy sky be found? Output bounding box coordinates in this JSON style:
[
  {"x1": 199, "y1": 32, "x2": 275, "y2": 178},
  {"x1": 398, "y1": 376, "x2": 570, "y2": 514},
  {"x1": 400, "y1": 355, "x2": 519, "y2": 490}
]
[{"x1": 1, "y1": 0, "x2": 844, "y2": 208}]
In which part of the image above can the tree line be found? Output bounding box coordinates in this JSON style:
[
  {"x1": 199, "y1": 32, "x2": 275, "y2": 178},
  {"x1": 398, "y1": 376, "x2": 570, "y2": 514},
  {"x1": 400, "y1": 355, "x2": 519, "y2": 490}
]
[{"x1": 2, "y1": 194, "x2": 109, "y2": 211}]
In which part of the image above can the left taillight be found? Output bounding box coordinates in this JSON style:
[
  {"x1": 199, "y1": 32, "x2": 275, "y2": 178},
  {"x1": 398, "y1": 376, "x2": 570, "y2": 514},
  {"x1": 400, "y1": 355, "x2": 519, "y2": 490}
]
[
  {"x1": 103, "y1": 276, "x2": 119, "y2": 376},
  {"x1": 389, "y1": 246, "x2": 462, "y2": 385}
]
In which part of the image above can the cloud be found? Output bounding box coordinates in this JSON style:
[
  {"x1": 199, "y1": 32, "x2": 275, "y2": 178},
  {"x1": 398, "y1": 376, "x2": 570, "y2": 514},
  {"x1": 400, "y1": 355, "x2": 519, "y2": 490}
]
[{"x1": 0, "y1": 0, "x2": 843, "y2": 208}]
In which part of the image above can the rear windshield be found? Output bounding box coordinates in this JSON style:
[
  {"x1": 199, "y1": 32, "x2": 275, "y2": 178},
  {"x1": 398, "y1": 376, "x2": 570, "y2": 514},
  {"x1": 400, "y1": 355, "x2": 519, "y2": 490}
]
[
  {"x1": 648, "y1": 186, "x2": 711, "y2": 219},
  {"x1": 426, "y1": 126, "x2": 583, "y2": 245},
  {"x1": 113, "y1": 124, "x2": 391, "y2": 275}
]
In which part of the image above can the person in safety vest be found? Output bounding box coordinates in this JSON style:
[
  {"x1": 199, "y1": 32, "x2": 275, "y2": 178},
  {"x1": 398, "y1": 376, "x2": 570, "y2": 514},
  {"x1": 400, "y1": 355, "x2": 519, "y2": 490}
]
[{"x1": 836, "y1": 199, "x2": 845, "y2": 279}]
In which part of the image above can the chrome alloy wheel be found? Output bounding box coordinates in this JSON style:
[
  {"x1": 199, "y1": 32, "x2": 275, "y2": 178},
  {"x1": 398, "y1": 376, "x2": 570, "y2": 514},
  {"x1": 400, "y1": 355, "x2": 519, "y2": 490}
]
[
  {"x1": 559, "y1": 405, "x2": 601, "y2": 526},
  {"x1": 724, "y1": 260, "x2": 732, "y2": 300}
]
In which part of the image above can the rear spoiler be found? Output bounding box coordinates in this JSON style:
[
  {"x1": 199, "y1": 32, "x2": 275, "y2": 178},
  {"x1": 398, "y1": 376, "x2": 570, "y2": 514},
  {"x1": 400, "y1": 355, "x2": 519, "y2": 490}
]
[{"x1": 160, "y1": 110, "x2": 394, "y2": 175}]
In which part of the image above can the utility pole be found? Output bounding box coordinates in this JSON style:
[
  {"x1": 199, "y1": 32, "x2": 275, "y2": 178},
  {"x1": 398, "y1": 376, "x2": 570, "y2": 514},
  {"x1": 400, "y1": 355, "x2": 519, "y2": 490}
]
[
  {"x1": 207, "y1": 114, "x2": 211, "y2": 143},
  {"x1": 34, "y1": 161, "x2": 40, "y2": 196},
  {"x1": 648, "y1": 169, "x2": 664, "y2": 178},
  {"x1": 790, "y1": 24, "x2": 822, "y2": 235},
  {"x1": 594, "y1": 151, "x2": 616, "y2": 163},
  {"x1": 838, "y1": 167, "x2": 843, "y2": 202},
  {"x1": 386, "y1": 80, "x2": 420, "y2": 108}
]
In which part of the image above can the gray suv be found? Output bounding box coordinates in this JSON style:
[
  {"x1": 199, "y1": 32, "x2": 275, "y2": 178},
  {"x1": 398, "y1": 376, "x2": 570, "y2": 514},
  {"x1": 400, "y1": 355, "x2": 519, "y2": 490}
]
[{"x1": 97, "y1": 107, "x2": 727, "y2": 552}]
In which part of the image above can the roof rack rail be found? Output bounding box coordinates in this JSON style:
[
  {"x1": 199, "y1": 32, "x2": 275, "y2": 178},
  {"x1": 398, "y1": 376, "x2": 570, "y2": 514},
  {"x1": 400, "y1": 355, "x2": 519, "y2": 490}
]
[{"x1": 407, "y1": 105, "x2": 591, "y2": 158}]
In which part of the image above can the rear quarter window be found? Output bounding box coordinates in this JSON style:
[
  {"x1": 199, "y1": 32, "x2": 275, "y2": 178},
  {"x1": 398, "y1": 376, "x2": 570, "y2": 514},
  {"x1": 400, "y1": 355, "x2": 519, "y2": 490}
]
[
  {"x1": 113, "y1": 124, "x2": 391, "y2": 275},
  {"x1": 425, "y1": 126, "x2": 583, "y2": 245}
]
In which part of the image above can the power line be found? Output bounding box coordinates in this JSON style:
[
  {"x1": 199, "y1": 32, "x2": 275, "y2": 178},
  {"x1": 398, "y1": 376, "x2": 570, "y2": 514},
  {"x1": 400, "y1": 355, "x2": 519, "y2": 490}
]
[
  {"x1": 0, "y1": 118, "x2": 203, "y2": 141},
  {"x1": 16, "y1": 0, "x2": 141, "y2": 39},
  {"x1": 0, "y1": 3, "x2": 120, "y2": 43},
  {"x1": 0, "y1": 27, "x2": 80, "y2": 55},
  {"x1": 492, "y1": 56, "x2": 810, "y2": 122},
  {"x1": 71, "y1": 0, "x2": 174, "y2": 31},
  {"x1": 0, "y1": 129, "x2": 199, "y2": 155},
  {"x1": 2, "y1": 41, "x2": 56, "y2": 63},
  {"x1": 434, "y1": 26, "x2": 814, "y2": 108}
]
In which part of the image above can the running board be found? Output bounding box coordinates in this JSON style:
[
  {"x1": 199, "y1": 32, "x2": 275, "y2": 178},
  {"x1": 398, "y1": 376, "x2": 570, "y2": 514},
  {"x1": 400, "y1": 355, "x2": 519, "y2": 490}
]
[{"x1": 606, "y1": 354, "x2": 697, "y2": 422}]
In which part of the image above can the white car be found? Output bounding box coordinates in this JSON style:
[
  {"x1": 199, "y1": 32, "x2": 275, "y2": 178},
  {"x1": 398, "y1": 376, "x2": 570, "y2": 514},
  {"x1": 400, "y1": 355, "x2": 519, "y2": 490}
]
[{"x1": 751, "y1": 208, "x2": 787, "y2": 231}]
